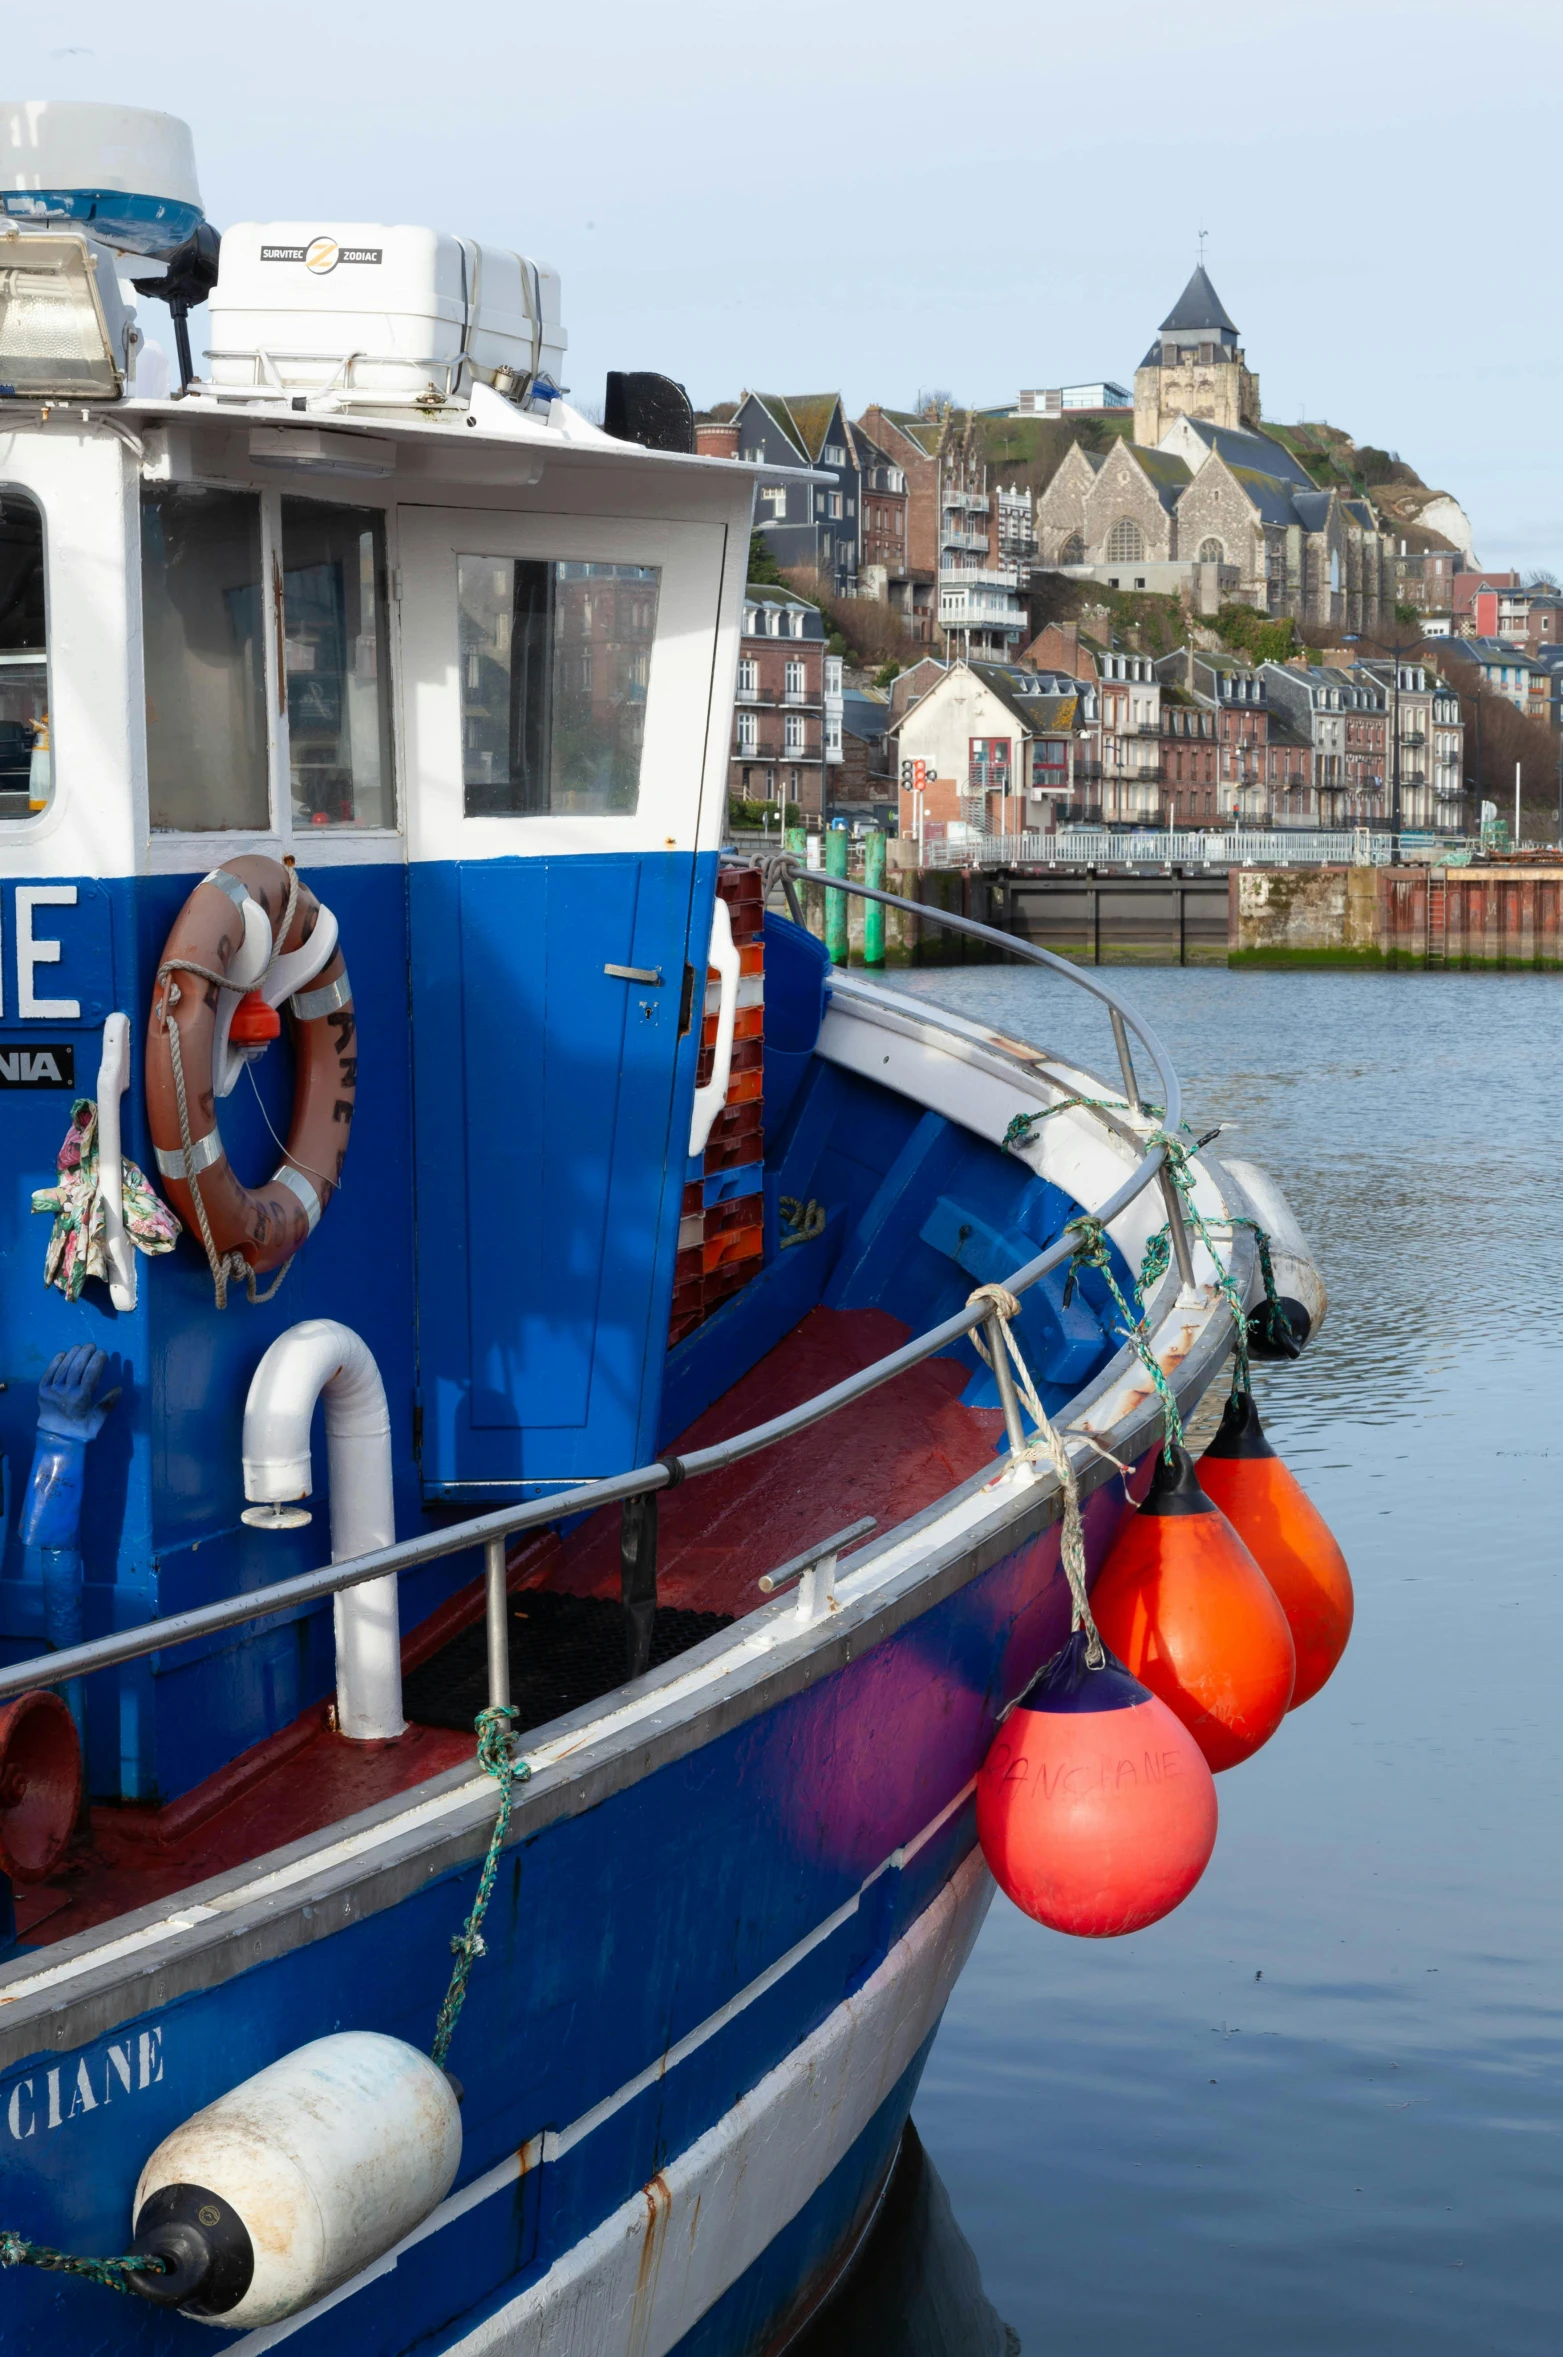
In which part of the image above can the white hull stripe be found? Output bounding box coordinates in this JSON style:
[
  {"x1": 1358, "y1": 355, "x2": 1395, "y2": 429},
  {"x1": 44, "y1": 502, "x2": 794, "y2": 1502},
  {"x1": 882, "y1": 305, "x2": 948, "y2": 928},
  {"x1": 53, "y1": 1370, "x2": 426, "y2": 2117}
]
[{"x1": 227, "y1": 1823, "x2": 986, "y2": 2354}]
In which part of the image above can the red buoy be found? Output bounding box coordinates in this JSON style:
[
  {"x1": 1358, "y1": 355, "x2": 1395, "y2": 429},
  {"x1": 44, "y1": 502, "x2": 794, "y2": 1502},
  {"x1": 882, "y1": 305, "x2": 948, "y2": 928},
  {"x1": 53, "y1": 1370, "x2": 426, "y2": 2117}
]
[
  {"x1": 1197, "y1": 1392, "x2": 1353, "y2": 1708},
  {"x1": 976, "y1": 1630, "x2": 1218, "y2": 1937},
  {"x1": 1090, "y1": 1445, "x2": 1296, "y2": 1772}
]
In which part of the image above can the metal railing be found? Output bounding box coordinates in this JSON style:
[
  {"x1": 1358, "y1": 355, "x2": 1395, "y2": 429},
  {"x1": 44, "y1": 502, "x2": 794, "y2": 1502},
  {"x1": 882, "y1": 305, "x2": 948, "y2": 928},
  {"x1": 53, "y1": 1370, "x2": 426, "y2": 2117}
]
[
  {"x1": 922, "y1": 828, "x2": 1475, "y2": 870},
  {"x1": 0, "y1": 867, "x2": 1190, "y2": 1712}
]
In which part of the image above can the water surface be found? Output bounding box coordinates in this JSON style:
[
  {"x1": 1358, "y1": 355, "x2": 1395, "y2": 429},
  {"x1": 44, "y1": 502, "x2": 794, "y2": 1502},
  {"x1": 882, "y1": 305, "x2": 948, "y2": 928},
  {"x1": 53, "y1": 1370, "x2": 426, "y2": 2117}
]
[{"x1": 822, "y1": 967, "x2": 1562, "y2": 2356}]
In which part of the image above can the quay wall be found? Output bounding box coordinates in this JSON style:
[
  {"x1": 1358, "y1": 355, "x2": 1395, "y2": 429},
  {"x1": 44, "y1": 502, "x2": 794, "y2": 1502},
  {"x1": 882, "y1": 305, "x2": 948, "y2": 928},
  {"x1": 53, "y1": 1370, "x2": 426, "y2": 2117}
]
[
  {"x1": 1232, "y1": 864, "x2": 1563, "y2": 970},
  {"x1": 782, "y1": 846, "x2": 1563, "y2": 971}
]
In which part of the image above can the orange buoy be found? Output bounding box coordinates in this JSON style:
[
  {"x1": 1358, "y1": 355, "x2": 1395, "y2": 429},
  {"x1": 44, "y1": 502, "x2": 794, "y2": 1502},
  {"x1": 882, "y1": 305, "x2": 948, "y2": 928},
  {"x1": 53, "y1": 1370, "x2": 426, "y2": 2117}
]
[
  {"x1": 1090, "y1": 1444, "x2": 1296, "y2": 1772},
  {"x1": 1197, "y1": 1391, "x2": 1353, "y2": 1708},
  {"x1": 976, "y1": 1630, "x2": 1218, "y2": 1937}
]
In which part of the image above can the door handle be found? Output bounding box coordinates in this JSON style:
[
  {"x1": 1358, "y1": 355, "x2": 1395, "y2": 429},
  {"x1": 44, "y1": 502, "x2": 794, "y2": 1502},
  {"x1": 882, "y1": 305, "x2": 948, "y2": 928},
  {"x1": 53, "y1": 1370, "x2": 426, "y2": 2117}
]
[
  {"x1": 603, "y1": 964, "x2": 663, "y2": 985},
  {"x1": 688, "y1": 896, "x2": 739, "y2": 1157}
]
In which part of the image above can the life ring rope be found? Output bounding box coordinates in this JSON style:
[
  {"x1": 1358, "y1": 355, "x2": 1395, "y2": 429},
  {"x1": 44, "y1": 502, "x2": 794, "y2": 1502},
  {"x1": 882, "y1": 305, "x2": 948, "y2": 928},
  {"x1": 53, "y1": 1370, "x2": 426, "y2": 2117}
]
[
  {"x1": 157, "y1": 944, "x2": 293, "y2": 1309},
  {"x1": 146, "y1": 857, "x2": 357, "y2": 1309}
]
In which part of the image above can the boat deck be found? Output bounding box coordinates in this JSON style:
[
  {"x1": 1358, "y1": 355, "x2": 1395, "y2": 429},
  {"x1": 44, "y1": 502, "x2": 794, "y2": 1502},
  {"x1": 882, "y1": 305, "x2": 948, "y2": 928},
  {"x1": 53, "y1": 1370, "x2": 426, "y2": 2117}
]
[{"x1": 14, "y1": 1309, "x2": 1001, "y2": 1952}]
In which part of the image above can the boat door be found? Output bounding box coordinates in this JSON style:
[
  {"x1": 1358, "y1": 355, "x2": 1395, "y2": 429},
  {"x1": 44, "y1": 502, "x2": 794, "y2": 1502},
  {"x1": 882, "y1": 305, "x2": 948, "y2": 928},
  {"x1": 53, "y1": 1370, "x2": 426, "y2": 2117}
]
[{"x1": 396, "y1": 503, "x2": 733, "y2": 1495}]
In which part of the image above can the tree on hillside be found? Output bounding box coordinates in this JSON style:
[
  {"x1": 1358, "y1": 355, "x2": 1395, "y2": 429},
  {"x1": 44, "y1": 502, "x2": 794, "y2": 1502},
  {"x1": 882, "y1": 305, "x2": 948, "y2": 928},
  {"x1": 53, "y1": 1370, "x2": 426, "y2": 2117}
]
[
  {"x1": 780, "y1": 565, "x2": 917, "y2": 670},
  {"x1": 748, "y1": 531, "x2": 785, "y2": 588},
  {"x1": 1445, "y1": 672, "x2": 1560, "y2": 838}
]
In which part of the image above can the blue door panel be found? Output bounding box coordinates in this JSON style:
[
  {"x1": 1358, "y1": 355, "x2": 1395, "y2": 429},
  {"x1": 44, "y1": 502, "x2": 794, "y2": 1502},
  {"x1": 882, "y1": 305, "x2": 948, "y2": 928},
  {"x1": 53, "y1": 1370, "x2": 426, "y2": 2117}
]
[{"x1": 412, "y1": 853, "x2": 712, "y2": 1493}]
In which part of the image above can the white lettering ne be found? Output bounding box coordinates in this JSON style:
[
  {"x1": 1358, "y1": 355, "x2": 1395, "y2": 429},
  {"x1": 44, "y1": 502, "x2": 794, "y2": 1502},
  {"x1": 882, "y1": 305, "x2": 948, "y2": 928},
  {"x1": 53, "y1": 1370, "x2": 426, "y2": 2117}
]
[{"x1": 15, "y1": 886, "x2": 79, "y2": 1021}]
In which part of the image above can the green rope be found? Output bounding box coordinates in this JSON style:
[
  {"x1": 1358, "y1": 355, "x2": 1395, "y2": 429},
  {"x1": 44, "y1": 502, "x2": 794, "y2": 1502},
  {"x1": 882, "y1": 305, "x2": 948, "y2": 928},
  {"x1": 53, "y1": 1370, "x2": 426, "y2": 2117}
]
[
  {"x1": 1229, "y1": 1215, "x2": 1293, "y2": 1355},
  {"x1": 430, "y1": 1704, "x2": 528, "y2": 2070},
  {"x1": 1003, "y1": 1097, "x2": 1129, "y2": 1154},
  {"x1": 1004, "y1": 1097, "x2": 1179, "y2": 1157},
  {"x1": 0, "y1": 2232, "x2": 166, "y2": 2295},
  {"x1": 1143, "y1": 1135, "x2": 1289, "y2": 1400},
  {"x1": 1063, "y1": 1215, "x2": 1185, "y2": 1460},
  {"x1": 1135, "y1": 1225, "x2": 1171, "y2": 1306}
]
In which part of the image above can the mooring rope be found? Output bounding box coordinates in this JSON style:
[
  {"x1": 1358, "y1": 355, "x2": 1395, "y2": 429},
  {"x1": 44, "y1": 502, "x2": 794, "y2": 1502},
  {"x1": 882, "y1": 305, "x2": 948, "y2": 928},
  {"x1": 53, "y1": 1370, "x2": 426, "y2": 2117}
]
[
  {"x1": 430, "y1": 1703, "x2": 529, "y2": 2069},
  {"x1": 966, "y1": 1284, "x2": 1103, "y2": 1666},
  {"x1": 0, "y1": 2232, "x2": 166, "y2": 2296}
]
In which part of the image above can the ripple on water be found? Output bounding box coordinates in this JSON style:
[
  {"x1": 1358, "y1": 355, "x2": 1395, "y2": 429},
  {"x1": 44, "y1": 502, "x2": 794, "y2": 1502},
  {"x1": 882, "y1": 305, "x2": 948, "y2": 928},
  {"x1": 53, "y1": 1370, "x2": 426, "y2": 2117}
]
[{"x1": 837, "y1": 969, "x2": 1563, "y2": 2357}]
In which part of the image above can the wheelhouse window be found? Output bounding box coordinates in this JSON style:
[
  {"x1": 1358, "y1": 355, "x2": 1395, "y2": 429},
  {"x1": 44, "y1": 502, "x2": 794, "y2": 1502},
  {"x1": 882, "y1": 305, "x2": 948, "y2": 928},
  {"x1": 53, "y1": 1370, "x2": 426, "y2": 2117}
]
[
  {"x1": 142, "y1": 484, "x2": 268, "y2": 831},
  {"x1": 458, "y1": 557, "x2": 660, "y2": 818},
  {"x1": 281, "y1": 498, "x2": 393, "y2": 830},
  {"x1": 0, "y1": 492, "x2": 48, "y2": 822}
]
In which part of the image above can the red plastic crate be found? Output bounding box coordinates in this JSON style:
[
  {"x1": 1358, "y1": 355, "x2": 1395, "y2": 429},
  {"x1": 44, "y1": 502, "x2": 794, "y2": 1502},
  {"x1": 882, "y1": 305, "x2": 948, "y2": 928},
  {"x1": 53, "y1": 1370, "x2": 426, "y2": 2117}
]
[
  {"x1": 701, "y1": 1004, "x2": 763, "y2": 1050},
  {"x1": 702, "y1": 1221, "x2": 762, "y2": 1275},
  {"x1": 707, "y1": 1100, "x2": 762, "y2": 1151}
]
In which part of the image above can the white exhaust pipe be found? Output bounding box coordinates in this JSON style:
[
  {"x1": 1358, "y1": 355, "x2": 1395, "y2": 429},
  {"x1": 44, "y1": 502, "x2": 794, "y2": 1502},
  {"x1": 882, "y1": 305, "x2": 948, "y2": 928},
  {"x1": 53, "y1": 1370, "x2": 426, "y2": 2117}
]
[{"x1": 241, "y1": 1320, "x2": 405, "y2": 1741}]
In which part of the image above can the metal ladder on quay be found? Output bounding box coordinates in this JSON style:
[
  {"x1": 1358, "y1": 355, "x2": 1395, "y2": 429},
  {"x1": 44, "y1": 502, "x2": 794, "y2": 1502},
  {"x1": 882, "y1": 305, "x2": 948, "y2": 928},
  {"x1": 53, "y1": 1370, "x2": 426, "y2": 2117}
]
[{"x1": 1425, "y1": 866, "x2": 1448, "y2": 967}]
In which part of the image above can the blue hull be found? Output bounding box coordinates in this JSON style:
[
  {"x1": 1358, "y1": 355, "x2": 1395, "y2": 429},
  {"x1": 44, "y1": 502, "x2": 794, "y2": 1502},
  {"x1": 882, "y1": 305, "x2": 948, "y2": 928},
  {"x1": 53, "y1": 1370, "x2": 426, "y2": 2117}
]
[{"x1": 0, "y1": 1456, "x2": 1149, "y2": 2353}]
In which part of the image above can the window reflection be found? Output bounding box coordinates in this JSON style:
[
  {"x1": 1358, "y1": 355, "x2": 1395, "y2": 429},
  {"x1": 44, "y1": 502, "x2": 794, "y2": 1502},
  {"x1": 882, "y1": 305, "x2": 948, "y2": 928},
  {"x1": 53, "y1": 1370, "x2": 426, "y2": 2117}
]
[
  {"x1": 282, "y1": 498, "x2": 394, "y2": 830},
  {"x1": 458, "y1": 558, "x2": 659, "y2": 817},
  {"x1": 0, "y1": 492, "x2": 50, "y2": 821},
  {"x1": 142, "y1": 485, "x2": 269, "y2": 832}
]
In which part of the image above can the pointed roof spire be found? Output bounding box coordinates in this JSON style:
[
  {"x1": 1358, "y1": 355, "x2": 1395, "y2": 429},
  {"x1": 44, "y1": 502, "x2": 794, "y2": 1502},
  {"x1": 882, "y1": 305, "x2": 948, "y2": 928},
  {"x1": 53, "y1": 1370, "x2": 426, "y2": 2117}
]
[{"x1": 1159, "y1": 266, "x2": 1237, "y2": 335}]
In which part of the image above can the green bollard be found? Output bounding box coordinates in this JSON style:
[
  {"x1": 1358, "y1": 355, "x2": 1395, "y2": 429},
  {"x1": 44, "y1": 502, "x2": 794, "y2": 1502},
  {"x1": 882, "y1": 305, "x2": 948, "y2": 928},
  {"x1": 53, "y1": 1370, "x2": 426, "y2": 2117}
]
[
  {"x1": 863, "y1": 829, "x2": 885, "y2": 967},
  {"x1": 785, "y1": 824, "x2": 807, "y2": 862},
  {"x1": 825, "y1": 824, "x2": 849, "y2": 966}
]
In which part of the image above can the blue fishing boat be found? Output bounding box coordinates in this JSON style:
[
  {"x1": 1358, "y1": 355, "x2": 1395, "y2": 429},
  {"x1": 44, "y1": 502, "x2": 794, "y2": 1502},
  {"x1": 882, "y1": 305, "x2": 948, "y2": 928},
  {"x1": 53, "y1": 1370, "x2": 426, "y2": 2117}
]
[{"x1": 0, "y1": 102, "x2": 1328, "y2": 2355}]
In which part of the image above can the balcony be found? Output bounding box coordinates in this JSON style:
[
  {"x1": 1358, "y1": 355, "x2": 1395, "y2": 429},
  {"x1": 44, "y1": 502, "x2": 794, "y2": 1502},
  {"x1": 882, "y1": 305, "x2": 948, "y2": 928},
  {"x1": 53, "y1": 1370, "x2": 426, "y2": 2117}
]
[
  {"x1": 1398, "y1": 730, "x2": 1427, "y2": 747},
  {"x1": 944, "y1": 488, "x2": 990, "y2": 512},
  {"x1": 734, "y1": 742, "x2": 822, "y2": 765},
  {"x1": 941, "y1": 594, "x2": 1025, "y2": 627},
  {"x1": 938, "y1": 564, "x2": 1020, "y2": 590},
  {"x1": 942, "y1": 528, "x2": 989, "y2": 553}
]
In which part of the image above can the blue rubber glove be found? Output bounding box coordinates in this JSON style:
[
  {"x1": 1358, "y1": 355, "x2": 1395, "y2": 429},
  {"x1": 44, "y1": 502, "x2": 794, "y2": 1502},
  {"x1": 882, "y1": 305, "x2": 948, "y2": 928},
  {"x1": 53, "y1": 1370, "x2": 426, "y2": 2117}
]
[
  {"x1": 36, "y1": 1346, "x2": 117, "y2": 1443},
  {"x1": 20, "y1": 1348, "x2": 119, "y2": 1551}
]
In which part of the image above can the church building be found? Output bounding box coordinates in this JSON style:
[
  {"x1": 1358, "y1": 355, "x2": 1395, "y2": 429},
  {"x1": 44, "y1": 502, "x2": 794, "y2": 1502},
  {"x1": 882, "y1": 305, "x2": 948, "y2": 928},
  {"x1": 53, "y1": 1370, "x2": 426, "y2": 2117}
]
[{"x1": 1036, "y1": 269, "x2": 1393, "y2": 634}]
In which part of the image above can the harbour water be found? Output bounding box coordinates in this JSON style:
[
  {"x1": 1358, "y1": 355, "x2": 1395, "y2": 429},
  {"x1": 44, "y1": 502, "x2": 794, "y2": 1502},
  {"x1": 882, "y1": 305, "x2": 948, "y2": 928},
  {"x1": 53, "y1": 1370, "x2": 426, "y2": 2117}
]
[{"x1": 809, "y1": 966, "x2": 1563, "y2": 2356}]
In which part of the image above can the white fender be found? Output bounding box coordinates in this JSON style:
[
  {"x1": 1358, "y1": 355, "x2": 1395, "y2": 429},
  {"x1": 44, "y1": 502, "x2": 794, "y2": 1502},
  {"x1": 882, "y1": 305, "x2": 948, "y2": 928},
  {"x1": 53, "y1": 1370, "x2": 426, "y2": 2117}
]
[{"x1": 132, "y1": 2033, "x2": 461, "y2": 2328}]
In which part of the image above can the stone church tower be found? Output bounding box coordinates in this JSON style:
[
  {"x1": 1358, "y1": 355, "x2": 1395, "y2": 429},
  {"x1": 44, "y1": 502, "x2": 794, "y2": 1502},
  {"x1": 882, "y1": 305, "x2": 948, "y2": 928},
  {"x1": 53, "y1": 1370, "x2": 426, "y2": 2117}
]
[{"x1": 1133, "y1": 267, "x2": 1262, "y2": 447}]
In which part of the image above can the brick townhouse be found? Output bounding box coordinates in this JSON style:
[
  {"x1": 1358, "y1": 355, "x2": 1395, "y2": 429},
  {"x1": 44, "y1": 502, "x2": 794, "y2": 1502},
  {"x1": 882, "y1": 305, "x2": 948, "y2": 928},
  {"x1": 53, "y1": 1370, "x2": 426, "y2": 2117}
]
[{"x1": 729, "y1": 587, "x2": 828, "y2": 812}]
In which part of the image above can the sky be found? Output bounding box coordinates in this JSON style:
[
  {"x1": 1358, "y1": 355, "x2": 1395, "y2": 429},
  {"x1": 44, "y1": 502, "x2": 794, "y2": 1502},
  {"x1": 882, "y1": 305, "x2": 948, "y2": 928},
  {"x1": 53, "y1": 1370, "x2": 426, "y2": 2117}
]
[{"x1": 7, "y1": 0, "x2": 1558, "y2": 566}]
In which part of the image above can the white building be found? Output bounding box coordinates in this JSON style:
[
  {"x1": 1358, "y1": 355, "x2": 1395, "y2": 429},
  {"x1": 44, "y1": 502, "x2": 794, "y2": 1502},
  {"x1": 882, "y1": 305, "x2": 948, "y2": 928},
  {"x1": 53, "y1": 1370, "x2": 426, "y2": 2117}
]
[{"x1": 1013, "y1": 383, "x2": 1132, "y2": 416}]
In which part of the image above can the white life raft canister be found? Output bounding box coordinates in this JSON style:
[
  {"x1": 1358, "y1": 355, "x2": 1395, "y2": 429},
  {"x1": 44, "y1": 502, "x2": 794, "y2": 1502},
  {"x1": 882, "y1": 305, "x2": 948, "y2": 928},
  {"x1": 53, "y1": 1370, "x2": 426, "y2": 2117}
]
[{"x1": 130, "y1": 2033, "x2": 461, "y2": 2326}]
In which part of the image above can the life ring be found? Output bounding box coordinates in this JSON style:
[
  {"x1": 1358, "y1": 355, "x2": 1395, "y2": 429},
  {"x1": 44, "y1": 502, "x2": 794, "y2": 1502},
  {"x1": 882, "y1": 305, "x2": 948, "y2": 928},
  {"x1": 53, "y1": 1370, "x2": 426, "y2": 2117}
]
[{"x1": 146, "y1": 857, "x2": 355, "y2": 1294}]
